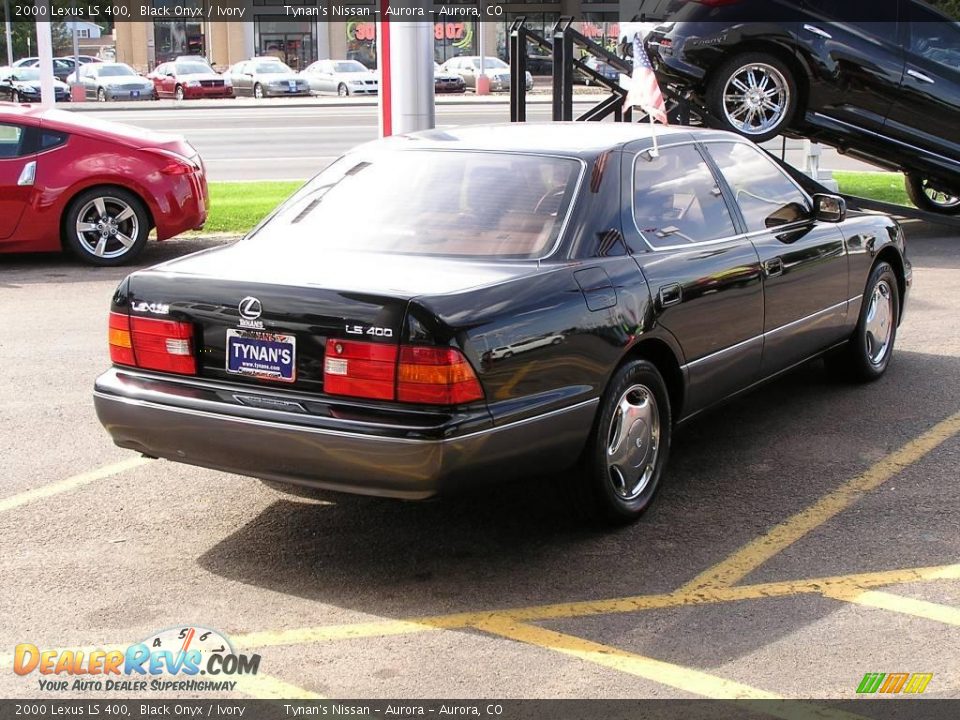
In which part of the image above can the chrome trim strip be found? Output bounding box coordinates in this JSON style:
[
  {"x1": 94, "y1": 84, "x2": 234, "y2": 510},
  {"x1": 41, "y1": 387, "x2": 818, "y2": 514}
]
[
  {"x1": 94, "y1": 391, "x2": 598, "y2": 445},
  {"x1": 681, "y1": 296, "x2": 854, "y2": 370},
  {"x1": 812, "y1": 113, "x2": 960, "y2": 167},
  {"x1": 684, "y1": 335, "x2": 762, "y2": 369},
  {"x1": 764, "y1": 298, "x2": 848, "y2": 337}
]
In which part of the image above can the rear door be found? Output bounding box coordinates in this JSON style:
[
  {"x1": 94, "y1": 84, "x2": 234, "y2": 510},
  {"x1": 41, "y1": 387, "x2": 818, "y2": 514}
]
[
  {"x1": 623, "y1": 139, "x2": 765, "y2": 416},
  {"x1": 886, "y1": 0, "x2": 960, "y2": 168},
  {"x1": 0, "y1": 122, "x2": 35, "y2": 240},
  {"x1": 704, "y1": 140, "x2": 849, "y2": 376}
]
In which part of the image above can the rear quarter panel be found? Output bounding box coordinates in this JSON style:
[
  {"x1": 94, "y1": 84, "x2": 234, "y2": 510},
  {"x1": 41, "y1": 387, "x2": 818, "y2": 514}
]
[{"x1": 21, "y1": 132, "x2": 203, "y2": 250}]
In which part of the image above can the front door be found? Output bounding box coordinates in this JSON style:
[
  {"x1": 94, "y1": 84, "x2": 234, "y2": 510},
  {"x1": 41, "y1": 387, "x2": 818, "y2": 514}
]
[
  {"x1": 704, "y1": 140, "x2": 849, "y2": 376},
  {"x1": 623, "y1": 140, "x2": 765, "y2": 418},
  {"x1": 0, "y1": 122, "x2": 34, "y2": 241}
]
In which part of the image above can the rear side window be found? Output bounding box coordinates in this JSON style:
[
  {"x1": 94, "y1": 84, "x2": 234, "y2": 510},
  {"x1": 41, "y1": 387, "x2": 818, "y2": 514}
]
[
  {"x1": 41, "y1": 131, "x2": 68, "y2": 150},
  {"x1": 907, "y1": 2, "x2": 960, "y2": 70},
  {"x1": 632, "y1": 143, "x2": 736, "y2": 248},
  {"x1": 0, "y1": 123, "x2": 25, "y2": 159},
  {"x1": 253, "y1": 150, "x2": 583, "y2": 259},
  {"x1": 706, "y1": 142, "x2": 811, "y2": 233}
]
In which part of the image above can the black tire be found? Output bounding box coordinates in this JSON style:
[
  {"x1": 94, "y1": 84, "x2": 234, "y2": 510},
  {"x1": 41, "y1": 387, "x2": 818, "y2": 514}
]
[
  {"x1": 904, "y1": 174, "x2": 960, "y2": 215},
  {"x1": 705, "y1": 51, "x2": 798, "y2": 143},
  {"x1": 567, "y1": 359, "x2": 672, "y2": 525},
  {"x1": 826, "y1": 262, "x2": 900, "y2": 382},
  {"x1": 97, "y1": 87, "x2": 107, "y2": 102},
  {"x1": 62, "y1": 187, "x2": 150, "y2": 266},
  {"x1": 174, "y1": 85, "x2": 185, "y2": 101},
  {"x1": 338, "y1": 83, "x2": 349, "y2": 97}
]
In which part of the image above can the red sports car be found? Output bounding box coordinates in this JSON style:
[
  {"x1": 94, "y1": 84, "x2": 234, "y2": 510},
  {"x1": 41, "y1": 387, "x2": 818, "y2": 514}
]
[{"x1": 0, "y1": 104, "x2": 208, "y2": 265}]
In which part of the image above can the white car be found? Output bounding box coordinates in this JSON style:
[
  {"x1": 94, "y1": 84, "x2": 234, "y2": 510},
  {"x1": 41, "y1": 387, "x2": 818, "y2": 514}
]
[
  {"x1": 440, "y1": 56, "x2": 533, "y2": 93},
  {"x1": 301, "y1": 59, "x2": 378, "y2": 96}
]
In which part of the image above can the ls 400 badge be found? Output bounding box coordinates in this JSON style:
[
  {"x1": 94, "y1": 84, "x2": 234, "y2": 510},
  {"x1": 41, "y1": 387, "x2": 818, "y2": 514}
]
[{"x1": 346, "y1": 324, "x2": 394, "y2": 338}]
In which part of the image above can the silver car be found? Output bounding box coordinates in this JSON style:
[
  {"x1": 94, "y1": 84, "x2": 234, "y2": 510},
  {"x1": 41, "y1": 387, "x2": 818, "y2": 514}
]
[
  {"x1": 225, "y1": 58, "x2": 310, "y2": 99},
  {"x1": 440, "y1": 56, "x2": 533, "y2": 93},
  {"x1": 301, "y1": 59, "x2": 378, "y2": 96},
  {"x1": 70, "y1": 62, "x2": 154, "y2": 102}
]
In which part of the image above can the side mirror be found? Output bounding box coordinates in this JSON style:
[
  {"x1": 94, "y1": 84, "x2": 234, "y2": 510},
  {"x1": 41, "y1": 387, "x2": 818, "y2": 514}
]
[{"x1": 813, "y1": 193, "x2": 846, "y2": 223}]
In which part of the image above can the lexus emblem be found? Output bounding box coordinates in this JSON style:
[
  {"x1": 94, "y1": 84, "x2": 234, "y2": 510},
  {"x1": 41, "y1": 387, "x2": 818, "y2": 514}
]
[{"x1": 238, "y1": 296, "x2": 262, "y2": 320}]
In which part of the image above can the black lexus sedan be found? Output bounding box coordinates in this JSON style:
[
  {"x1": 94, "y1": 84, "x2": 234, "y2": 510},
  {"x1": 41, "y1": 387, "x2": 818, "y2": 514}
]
[
  {"x1": 645, "y1": 0, "x2": 960, "y2": 214},
  {"x1": 94, "y1": 124, "x2": 910, "y2": 525}
]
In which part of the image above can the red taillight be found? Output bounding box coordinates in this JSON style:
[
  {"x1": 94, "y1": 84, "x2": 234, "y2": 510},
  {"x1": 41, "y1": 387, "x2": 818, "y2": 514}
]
[
  {"x1": 108, "y1": 311, "x2": 196, "y2": 375},
  {"x1": 323, "y1": 339, "x2": 483, "y2": 406},
  {"x1": 108, "y1": 312, "x2": 135, "y2": 366},
  {"x1": 397, "y1": 346, "x2": 484, "y2": 405},
  {"x1": 142, "y1": 148, "x2": 197, "y2": 176},
  {"x1": 323, "y1": 339, "x2": 398, "y2": 401}
]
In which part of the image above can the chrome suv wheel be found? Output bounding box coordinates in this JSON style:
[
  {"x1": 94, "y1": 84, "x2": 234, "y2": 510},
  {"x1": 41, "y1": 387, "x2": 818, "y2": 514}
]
[
  {"x1": 905, "y1": 174, "x2": 960, "y2": 215},
  {"x1": 707, "y1": 52, "x2": 798, "y2": 143}
]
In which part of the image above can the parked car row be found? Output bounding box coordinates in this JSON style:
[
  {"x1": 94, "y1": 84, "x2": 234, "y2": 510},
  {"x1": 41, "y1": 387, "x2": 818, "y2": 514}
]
[{"x1": 0, "y1": 66, "x2": 71, "y2": 103}]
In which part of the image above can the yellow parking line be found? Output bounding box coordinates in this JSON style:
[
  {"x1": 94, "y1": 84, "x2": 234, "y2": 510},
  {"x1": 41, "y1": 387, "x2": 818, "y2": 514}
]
[
  {"x1": 0, "y1": 564, "x2": 955, "y2": 669},
  {"x1": 474, "y1": 618, "x2": 870, "y2": 717},
  {"x1": 236, "y1": 672, "x2": 325, "y2": 700},
  {"x1": 823, "y1": 588, "x2": 960, "y2": 627},
  {"x1": 223, "y1": 562, "x2": 960, "y2": 651},
  {"x1": 678, "y1": 411, "x2": 960, "y2": 592},
  {"x1": 0, "y1": 456, "x2": 151, "y2": 514}
]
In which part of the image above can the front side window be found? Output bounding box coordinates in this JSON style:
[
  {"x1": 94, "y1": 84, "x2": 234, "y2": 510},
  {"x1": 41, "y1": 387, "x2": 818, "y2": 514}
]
[
  {"x1": 0, "y1": 123, "x2": 25, "y2": 159},
  {"x1": 632, "y1": 143, "x2": 736, "y2": 247},
  {"x1": 250, "y1": 150, "x2": 582, "y2": 259},
  {"x1": 706, "y1": 142, "x2": 811, "y2": 233}
]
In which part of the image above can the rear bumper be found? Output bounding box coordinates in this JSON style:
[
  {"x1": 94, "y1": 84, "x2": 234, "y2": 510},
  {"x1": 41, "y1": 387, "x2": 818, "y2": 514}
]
[{"x1": 94, "y1": 368, "x2": 596, "y2": 500}]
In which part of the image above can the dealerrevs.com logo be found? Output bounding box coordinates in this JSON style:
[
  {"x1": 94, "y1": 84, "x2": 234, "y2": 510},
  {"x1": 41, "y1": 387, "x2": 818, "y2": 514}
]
[{"x1": 14, "y1": 626, "x2": 261, "y2": 693}]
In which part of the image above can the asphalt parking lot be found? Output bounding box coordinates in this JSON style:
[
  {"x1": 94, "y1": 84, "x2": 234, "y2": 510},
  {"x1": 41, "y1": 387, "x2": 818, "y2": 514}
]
[{"x1": 0, "y1": 219, "x2": 958, "y2": 705}]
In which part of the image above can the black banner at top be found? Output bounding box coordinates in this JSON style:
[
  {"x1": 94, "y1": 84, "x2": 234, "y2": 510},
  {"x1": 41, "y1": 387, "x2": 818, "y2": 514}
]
[{"x1": 1, "y1": 0, "x2": 957, "y2": 24}]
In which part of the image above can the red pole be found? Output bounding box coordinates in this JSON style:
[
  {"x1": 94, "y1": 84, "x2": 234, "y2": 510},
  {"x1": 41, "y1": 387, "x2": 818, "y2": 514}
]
[{"x1": 379, "y1": 1, "x2": 392, "y2": 137}]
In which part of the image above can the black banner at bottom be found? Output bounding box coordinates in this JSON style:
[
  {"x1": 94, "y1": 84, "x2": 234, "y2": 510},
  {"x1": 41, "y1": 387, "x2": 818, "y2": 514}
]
[{"x1": 1, "y1": 700, "x2": 959, "y2": 720}]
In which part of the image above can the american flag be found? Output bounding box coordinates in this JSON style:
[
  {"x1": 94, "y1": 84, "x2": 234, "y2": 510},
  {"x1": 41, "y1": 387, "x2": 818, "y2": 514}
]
[{"x1": 625, "y1": 34, "x2": 668, "y2": 125}]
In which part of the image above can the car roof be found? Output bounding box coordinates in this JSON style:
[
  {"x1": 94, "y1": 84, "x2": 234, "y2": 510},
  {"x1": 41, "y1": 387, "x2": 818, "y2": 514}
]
[{"x1": 377, "y1": 122, "x2": 736, "y2": 157}]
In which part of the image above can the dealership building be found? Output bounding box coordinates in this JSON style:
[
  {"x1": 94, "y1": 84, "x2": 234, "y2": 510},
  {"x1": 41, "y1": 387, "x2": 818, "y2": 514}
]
[{"x1": 113, "y1": 1, "x2": 623, "y2": 71}]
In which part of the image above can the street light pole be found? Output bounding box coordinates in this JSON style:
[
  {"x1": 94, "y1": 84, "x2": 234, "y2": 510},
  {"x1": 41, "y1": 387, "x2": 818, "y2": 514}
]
[
  {"x1": 3, "y1": 0, "x2": 13, "y2": 67},
  {"x1": 34, "y1": 0, "x2": 55, "y2": 108}
]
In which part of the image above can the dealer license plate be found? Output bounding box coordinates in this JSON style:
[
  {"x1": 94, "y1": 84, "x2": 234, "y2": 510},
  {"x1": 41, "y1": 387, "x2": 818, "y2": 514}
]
[
  {"x1": 288, "y1": 81, "x2": 297, "y2": 92},
  {"x1": 226, "y1": 329, "x2": 296, "y2": 383},
  {"x1": 131, "y1": 90, "x2": 140, "y2": 98}
]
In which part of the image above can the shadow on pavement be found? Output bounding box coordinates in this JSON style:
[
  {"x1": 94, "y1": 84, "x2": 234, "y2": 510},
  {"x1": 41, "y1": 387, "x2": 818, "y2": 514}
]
[{"x1": 197, "y1": 350, "x2": 960, "y2": 663}]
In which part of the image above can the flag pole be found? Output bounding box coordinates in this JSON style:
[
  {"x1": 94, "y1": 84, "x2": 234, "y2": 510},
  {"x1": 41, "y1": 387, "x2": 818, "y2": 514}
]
[{"x1": 649, "y1": 110, "x2": 659, "y2": 157}]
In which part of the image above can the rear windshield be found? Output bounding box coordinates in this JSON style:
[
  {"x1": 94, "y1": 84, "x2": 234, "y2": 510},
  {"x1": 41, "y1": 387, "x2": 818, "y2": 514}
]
[{"x1": 251, "y1": 150, "x2": 582, "y2": 259}]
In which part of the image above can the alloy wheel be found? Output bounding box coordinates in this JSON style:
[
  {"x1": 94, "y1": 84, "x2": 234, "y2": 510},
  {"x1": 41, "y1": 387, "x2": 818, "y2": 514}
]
[
  {"x1": 606, "y1": 384, "x2": 660, "y2": 501},
  {"x1": 74, "y1": 196, "x2": 140, "y2": 260},
  {"x1": 864, "y1": 279, "x2": 894, "y2": 366},
  {"x1": 722, "y1": 63, "x2": 790, "y2": 136}
]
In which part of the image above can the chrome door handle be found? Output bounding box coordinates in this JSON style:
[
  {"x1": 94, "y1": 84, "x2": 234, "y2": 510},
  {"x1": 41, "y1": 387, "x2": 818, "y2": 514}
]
[
  {"x1": 803, "y1": 24, "x2": 833, "y2": 40},
  {"x1": 658, "y1": 283, "x2": 682, "y2": 308},
  {"x1": 907, "y1": 69, "x2": 935, "y2": 84},
  {"x1": 764, "y1": 257, "x2": 784, "y2": 277}
]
